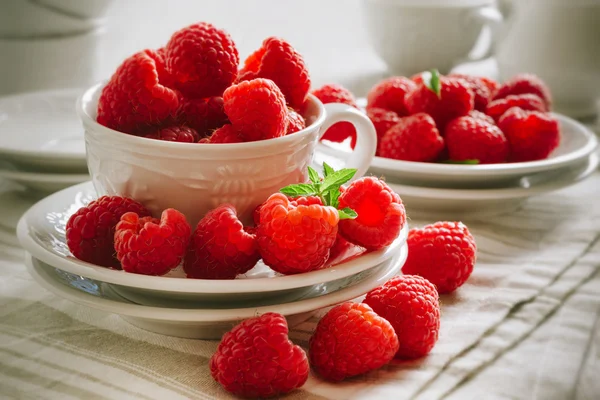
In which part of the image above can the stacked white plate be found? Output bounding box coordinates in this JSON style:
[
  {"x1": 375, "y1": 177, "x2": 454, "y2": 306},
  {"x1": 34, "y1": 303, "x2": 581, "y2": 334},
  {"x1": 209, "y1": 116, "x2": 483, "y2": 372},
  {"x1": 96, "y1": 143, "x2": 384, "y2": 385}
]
[
  {"x1": 17, "y1": 182, "x2": 409, "y2": 339},
  {"x1": 0, "y1": 89, "x2": 90, "y2": 192}
]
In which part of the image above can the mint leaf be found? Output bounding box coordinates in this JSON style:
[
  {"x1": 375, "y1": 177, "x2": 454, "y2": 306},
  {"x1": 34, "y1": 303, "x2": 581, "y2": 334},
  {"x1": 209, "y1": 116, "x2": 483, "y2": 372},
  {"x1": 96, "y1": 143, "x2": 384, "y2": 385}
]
[
  {"x1": 307, "y1": 166, "x2": 320, "y2": 185},
  {"x1": 280, "y1": 183, "x2": 317, "y2": 197},
  {"x1": 323, "y1": 162, "x2": 334, "y2": 177},
  {"x1": 441, "y1": 159, "x2": 480, "y2": 165},
  {"x1": 338, "y1": 207, "x2": 358, "y2": 220},
  {"x1": 321, "y1": 168, "x2": 357, "y2": 193},
  {"x1": 423, "y1": 69, "x2": 441, "y2": 98},
  {"x1": 328, "y1": 188, "x2": 341, "y2": 208}
]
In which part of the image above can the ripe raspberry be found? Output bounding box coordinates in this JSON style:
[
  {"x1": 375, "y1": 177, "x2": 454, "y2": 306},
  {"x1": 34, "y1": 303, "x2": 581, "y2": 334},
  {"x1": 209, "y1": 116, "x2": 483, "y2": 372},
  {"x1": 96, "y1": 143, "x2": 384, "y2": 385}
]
[
  {"x1": 469, "y1": 110, "x2": 495, "y2": 125},
  {"x1": 114, "y1": 209, "x2": 191, "y2": 276},
  {"x1": 364, "y1": 275, "x2": 440, "y2": 359},
  {"x1": 411, "y1": 72, "x2": 425, "y2": 85},
  {"x1": 498, "y1": 107, "x2": 560, "y2": 162},
  {"x1": 286, "y1": 109, "x2": 306, "y2": 134},
  {"x1": 309, "y1": 302, "x2": 398, "y2": 381},
  {"x1": 449, "y1": 74, "x2": 494, "y2": 111},
  {"x1": 97, "y1": 50, "x2": 180, "y2": 134},
  {"x1": 492, "y1": 73, "x2": 552, "y2": 109},
  {"x1": 445, "y1": 116, "x2": 509, "y2": 164},
  {"x1": 66, "y1": 196, "x2": 150, "y2": 268},
  {"x1": 211, "y1": 313, "x2": 309, "y2": 398},
  {"x1": 486, "y1": 94, "x2": 547, "y2": 122},
  {"x1": 165, "y1": 23, "x2": 239, "y2": 98},
  {"x1": 178, "y1": 96, "x2": 228, "y2": 136},
  {"x1": 367, "y1": 107, "x2": 400, "y2": 142},
  {"x1": 367, "y1": 76, "x2": 416, "y2": 116},
  {"x1": 256, "y1": 193, "x2": 338, "y2": 274},
  {"x1": 223, "y1": 78, "x2": 287, "y2": 141},
  {"x1": 238, "y1": 37, "x2": 310, "y2": 110},
  {"x1": 378, "y1": 113, "x2": 444, "y2": 162},
  {"x1": 312, "y1": 84, "x2": 358, "y2": 147},
  {"x1": 184, "y1": 204, "x2": 259, "y2": 279},
  {"x1": 154, "y1": 47, "x2": 176, "y2": 88},
  {"x1": 338, "y1": 177, "x2": 406, "y2": 250},
  {"x1": 207, "y1": 124, "x2": 243, "y2": 143},
  {"x1": 402, "y1": 221, "x2": 477, "y2": 294},
  {"x1": 478, "y1": 76, "x2": 500, "y2": 94},
  {"x1": 145, "y1": 125, "x2": 199, "y2": 143},
  {"x1": 253, "y1": 195, "x2": 322, "y2": 226}
]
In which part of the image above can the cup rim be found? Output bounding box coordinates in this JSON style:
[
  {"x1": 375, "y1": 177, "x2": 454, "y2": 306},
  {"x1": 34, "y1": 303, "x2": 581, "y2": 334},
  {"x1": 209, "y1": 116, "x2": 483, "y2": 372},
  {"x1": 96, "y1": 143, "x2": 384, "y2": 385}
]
[{"x1": 77, "y1": 82, "x2": 327, "y2": 151}]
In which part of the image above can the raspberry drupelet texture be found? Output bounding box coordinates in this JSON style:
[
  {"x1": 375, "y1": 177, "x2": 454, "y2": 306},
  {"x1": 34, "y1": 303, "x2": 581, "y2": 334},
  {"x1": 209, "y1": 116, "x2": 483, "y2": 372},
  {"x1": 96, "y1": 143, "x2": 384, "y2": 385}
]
[
  {"x1": 312, "y1": 84, "x2": 358, "y2": 147},
  {"x1": 449, "y1": 74, "x2": 493, "y2": 111},
  {"x1": 366, "y1": 76, "x2": 417, "y2": 116},
  {"x1": 378, "y1": 113, "x2": 444, "y2": 162},
  {"x1": 66, "y1": 196, "x2": 150, "y2": 268},
  {"x1": 210, "y1": 313, "x2": 309, "y2": 398},
  {"x1": 402, "y1": 221, "x2": 477, "y2": 294},
  {"x1": 367, "y1": 107, "x2": 400, "y2": 143},
  {"x1": 486, "y1": 94, "x2": 547, "y2": 122},
  {"x1": 165, "y1": 22, "x2": 239, "y2": 98},
  {"x1": 184, "y1": 204, "x2": 259, "y2": 279},
  {"x1": 206, "y1": 124, "x2": 243, "y2": 143},
  {"x1": 492, "y1": 73, "x2": 552, "y2": 109},
  {"x1": 177, "y1": 96, "x2": 228, "y2": 136},
  {"x1": 145, "y1": 125, "x2": 200, "y2": 143},
  {"x1": 445, "y1": 116, "x2": 509, "y2": 164},
  {"x1": 309, "y1": 302, "x2": 399, "y2": 381},
  {"x1": 97, "y1": 50, "x2": 180, "y2": 134},
  {"x1": 364, "y1": 275, "x2": 440, "y2": 359},
  {"x1": 114, "y1": 208, "x2": 191, "y2": 276},
  {"x1": 469, "y1": 110, "x2": 496, "y2": 125},
  {"x1": 286, "y1": 109, "x2": 306, "y2": 134}
]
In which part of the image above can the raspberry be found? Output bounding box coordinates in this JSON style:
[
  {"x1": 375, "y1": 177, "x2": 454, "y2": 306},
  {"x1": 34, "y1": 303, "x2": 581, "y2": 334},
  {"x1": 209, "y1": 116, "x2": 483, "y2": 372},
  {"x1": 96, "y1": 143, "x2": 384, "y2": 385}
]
[
  {"x1": 145, "y1": 125, "x2": 199, "y2": 143},
  {"x1": 367, "y1": 107, "x2": 400, "y2": 142},
  {"x1": 207, "y1": 124, "x2": 243, "y2": 143},
  {"x1": 378, "y1": 113, "x2": 444, "y2": 162},
  {"x1": 256, "y1": 193, "x2": 338, "y2": 274},
  {"x1": 154, "y1": 47, "x2": 175, "y2": 88},
  {"x1": 366, "y1": 76, "x2": 416, "y2": 116},
  {"x1": 405, "y1": 74, "x2": 474, "y2": 129},
  {"x1": 238, "y1": 37, "x2": 310, "y2": 110},
  {"x1": 211, "y1": 313, "x2": 308, "y2": 398},
  {"x1": 223, "y1": 78, "x2": 287, "y2": 141},
  {"x1": 498, "y1": 107, "x2": 560, "y2": 162},
  {"x1": 411, "y1": 72, "x2": 425, "y2": 85},
  {"x1": 66, "y1": 196, "x2": 150, "y2": 268},
  {"x1": 309, "y1": 302, "x2": 398, "y2": 381},
  {"x1": 184, "y1": 204, "x2": 259, "y2": 279},
  {"x1": 97, "y1": 50, "x2": 180, "y2": 134},
  {"x1": 469, "y1": 110, "x2": 495, "y2": 125},
  {"x1": 165, "y1": 23, "x2": 239, "y2": 98},
  {"x1": 449, "y1": 74, "x2": 493, "y2": 111},
  {"x1": 364, "y1": 275, "x2": 440, "y2": 359},
  {"x1": 286, "y1": 109, "x2": 306, "y2": 134},
  {"x1": 114, "y1": 209, "x2": 191, "y2": 276},
  {"x1": 178, "y1": 96, "x2": 228, "y2": 136},
  {"x1": 486, "y1": 94, "x2": 547, "y2": 122},
  {"x1": 312, "y1": 84, "x2": 358, "y2": 147},
  {"x1": 253, "y1": 195, "x2": 322, "y2": 226},
  {"x1": 492, "y1": 73, "x2": 552, "y2": 109},
  {"x1": 338, "y1": 177, "x2": 406, "y2": 250},
  {"x1": 478, "y1": 76, "x2": 500, "y2": 94},
  {"x1": 402, "y1": 221, "x2": 477, "y2": 294},
  {"x1": 445, "y1": 116, "x2": 509, "y2": 164}
]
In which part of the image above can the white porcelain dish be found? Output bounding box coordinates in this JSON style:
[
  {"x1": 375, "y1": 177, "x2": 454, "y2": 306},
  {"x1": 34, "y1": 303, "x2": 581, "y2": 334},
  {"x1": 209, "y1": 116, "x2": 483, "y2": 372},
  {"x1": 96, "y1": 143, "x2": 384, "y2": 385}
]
[
  {"x1": 26, "y1": 251, "x2": 405, "y2": 339},
  {"x1": 17, "y1": 181, "x2": 408, "y2": 303},
  {"x1": 0, "y1": 161, "x2": 89, "y2": 192}
]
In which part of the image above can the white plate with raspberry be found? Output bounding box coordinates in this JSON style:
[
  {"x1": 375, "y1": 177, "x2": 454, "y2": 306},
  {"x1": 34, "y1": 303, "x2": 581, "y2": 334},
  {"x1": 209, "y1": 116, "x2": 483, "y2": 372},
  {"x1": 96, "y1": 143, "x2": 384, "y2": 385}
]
[
  {"x1": 17, "y1": 181, "x2": 408, "y2": 303},
  {"x1": 24, "y1": 250, "x2": 406, "y2": 339}
]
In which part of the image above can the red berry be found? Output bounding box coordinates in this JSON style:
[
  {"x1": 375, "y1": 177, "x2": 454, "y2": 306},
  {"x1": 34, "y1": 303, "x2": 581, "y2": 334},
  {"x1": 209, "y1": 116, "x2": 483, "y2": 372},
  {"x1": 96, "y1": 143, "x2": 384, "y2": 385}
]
[
  {"x1": 309, "y1": 302, "x2": 399, "y2": 381},
  {"x1": 410, "y1": 72, "x2": 425, "y2": 85},
  {"x1": 379, "y1": 113, "x2": 444, "y2": 162},
  {"x1": 364, "y1": 275, "x2": 440, "y2": 359},
  {"x1": 256, "y1": 193, "x2": 338, "y2": 275},
  {"x1": 211, "y1": 313, "x2": 309, "y2": 398},
  {"x1": 486, "y1": 93, "x2": 547, "y2": 122},
  {"x1": 478, "y1": 76, "x2": 500, "y2": 94},
  {"x1": 97, "y1": 50, "x2": 180, "y2": 134},
  {"x1": 469, "y1": 110, "x2": 495, "y2": 125},
  {"x1": 445, "y1": 116, "x2": 509, "y2": 164},
  {"x1": 449, "y1": 74, "x2": 493, "y2": 111},
  {"x1": 153, "y1": 47, "x2": 176, "y2": 88},
  {"x1": 312, "y1": 84, "x2": 358, "y2": 148},
  {"x1": 367, "y1": 76, "x2": 416, "y2": 116},
  {"x1": 402, "y1": 221, "x2": 477, "y2": 294},
  {"x1": 178, "y1": 96, "x2": 228, "y2": 136},
  {"x1": 223, "y1": 78, "x2": 287, "y2": 141},
  {"x1": 165, "y1": 23, "x2": 239, "y2": 98},
  {"x1": 286, "y1": 109, "x2": 306, "y2": 134},
  {"x1": 498, "y1": 107, "x2": 560, "y2": 162},
  {"x1": 145, "y1": 125, "x2": 199, "y2": 143},
  {"x1": 207, "y1": 124, "x2": 243, "y2": 143},
  {"x1": 239, "y1": 37, "x2": 310, "y2": 110},
  {"x1": 114, "y1": 209, "x2": 191, "y2": 276},
  {"x1": 338, "y1": 177, "x2": 406, "y2": 250},
  {"x1": 492, "y1": 73, "x2": 552, "y2": 109},
  {"x1": 66, "y1": 196, "x2": 150, "y2": 268},
  {"x1": 367, "y1": 107, "x2": 400, "y2": 142}
]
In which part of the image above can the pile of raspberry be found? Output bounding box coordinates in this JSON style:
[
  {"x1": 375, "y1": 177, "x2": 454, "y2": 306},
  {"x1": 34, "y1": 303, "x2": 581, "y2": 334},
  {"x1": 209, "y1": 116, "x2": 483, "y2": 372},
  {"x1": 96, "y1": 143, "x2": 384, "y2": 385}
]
[
  {"x1": 315, "y1": 71, "x2": 560, "y2": 164},
  {"x1": 97, "y1": 23, "x2": 311, "y2": 143}
]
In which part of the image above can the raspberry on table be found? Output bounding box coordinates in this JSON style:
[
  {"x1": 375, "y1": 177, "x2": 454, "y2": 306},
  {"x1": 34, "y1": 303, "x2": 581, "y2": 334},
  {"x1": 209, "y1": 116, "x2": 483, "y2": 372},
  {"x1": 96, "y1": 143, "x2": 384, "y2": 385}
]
[
  {"x1": 184, "y1": 204, "x2": 259, "y2": 279},
  {"x1": 165, "y1": 22, "x2": 239, "y2": 98},
  {"x1": 286, "y1": 109, "x2": 306, "y2": 134},
  {"x1": 378, "y1": 113, "x2": 444, "y2": 162},
  {"x1": 177, "y1": 96, "x2": 228, "y2": 136},
  {"x1": 211, "y1": 313, "x2": 309, "y2": 398},
  {"x1": 367, "y1": 107, "x2": 400, "y2": 143},
  {"x1": 449, "y1": 74, "x2": 493, "y2": 111},
  {"x1": 402, "y1": 221, "x2": 477, "y2": 294},
  {"x1": 338, "y1": 177, "x2": 406, "y2": 250},
  {"x1": 367, "y1": 76, "x2": 417, "y2": 116},
  {"x1": 445, "y1": 116, "x2": 509, "y2": 164},
  {"x1": 364, "y1": 275, "x2": 440, "y2": 359},
  {"x1": 312, "y1": 84, "x2": 358, "y2": 148},
  {"x1": 492, "y1": 73, "x2": 552, "y2": 109},
  {"x1": 469, "y1": 110, "x2": 496, "y2": 125},
  {"x1": 223, "y1": 78, "x2": 288, "y2": 141},
  {"x1": 114, "y1": 208, "x2": 191, "y2": 276},
  {"x1": 486, "y1": 93, "x2": 547, "y2": 122},
  {"x1": 238, "y1": 37, "x2": 310, "y2": 110},
  {"x1": 309, "y1": 302, "x2": 399, "y2": 381},
  {"x1": 498, "y1": 107, "x2": 560, "y2": 162},
  {"x1": 145, "y1": 125, "x2": 200, "y2": 143},
  {"x1": 206, "y1": 124, "x2": 243, "y2": 143},
  {"x1": 256, "y1": 193, "x2": 338, "y2": 275},
  {"x1": 66, "y1": 196, "x2": 151, "y2": 268},
  {"x1": 97, "y1": 50, "x2": 180, "y2": 134}
]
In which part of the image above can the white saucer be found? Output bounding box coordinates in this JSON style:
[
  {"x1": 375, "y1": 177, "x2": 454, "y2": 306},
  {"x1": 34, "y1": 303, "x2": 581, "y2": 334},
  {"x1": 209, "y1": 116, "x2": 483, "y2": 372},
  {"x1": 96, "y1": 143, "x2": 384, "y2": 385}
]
[
  {"x1": 17, "y1": 181, "x2": 408, "y2": 303},
  {"x1": 0, "y1": 161, "x2": 89, "y2": 192},
  {"x1": 26, "y1": 252, "x2": 405, "y2": 339},
  {"x1": 0, "y1": 88, "x2": 87, "y2": 172}
]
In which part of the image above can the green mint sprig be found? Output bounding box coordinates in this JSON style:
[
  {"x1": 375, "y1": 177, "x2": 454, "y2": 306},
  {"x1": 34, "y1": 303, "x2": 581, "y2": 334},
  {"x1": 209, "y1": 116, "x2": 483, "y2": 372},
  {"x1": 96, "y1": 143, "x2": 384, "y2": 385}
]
[{"x1": 422, "y1": 68, "x2": 441, "y2": 98}]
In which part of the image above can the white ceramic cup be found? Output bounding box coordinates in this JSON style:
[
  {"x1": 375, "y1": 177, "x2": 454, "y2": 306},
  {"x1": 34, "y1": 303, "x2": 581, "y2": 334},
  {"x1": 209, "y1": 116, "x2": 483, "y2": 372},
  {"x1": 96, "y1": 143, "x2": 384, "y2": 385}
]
[
  {"x1": 361, "y1": 0, "x2": 502, "y2": 76},
  {"x1": 78, "y1": 83, "x2": 377, "y2": 226}
]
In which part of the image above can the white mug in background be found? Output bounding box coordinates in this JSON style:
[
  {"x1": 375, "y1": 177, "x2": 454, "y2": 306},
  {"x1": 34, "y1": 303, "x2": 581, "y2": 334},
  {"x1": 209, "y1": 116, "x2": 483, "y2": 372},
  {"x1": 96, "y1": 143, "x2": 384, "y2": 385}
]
[{"x1": 361, "y1": 0, "x2": 501, "y2": 76}]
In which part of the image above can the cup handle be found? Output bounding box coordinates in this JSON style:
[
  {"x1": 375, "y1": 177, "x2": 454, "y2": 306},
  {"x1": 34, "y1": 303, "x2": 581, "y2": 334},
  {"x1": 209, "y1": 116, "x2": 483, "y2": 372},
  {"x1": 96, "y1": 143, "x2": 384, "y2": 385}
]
[
  {"x1": 318, "y1": 103, "x2": 377, "y2": 180},
  {"x1": 460, "y1": 5, "x2": 504, "y2": 63}
]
